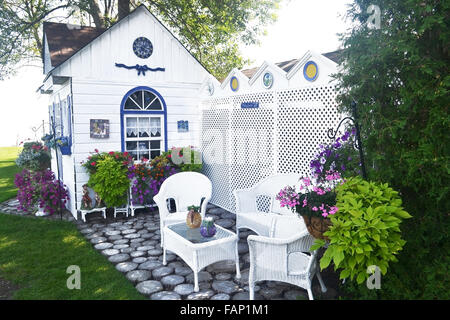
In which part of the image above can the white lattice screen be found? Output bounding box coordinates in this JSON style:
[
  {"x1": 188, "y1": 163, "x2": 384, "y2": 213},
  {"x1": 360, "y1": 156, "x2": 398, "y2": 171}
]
[{"x1": 200, "y1": 85, "x2": 342, "y2": 213}]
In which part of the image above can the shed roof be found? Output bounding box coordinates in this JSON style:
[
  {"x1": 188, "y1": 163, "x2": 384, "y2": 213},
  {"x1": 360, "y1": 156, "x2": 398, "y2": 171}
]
[{"x1": 43, "y1": 22, "x2": 106, "y2": 67}]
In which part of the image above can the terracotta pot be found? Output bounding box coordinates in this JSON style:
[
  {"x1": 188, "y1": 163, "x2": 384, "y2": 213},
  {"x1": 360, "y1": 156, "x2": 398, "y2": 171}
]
[
  {"x1": 301, "y1": 215, "x2": 332, "y2": 240},
  {"x1": 186, "y1": 209, "x2": 202, "y2": 229}
]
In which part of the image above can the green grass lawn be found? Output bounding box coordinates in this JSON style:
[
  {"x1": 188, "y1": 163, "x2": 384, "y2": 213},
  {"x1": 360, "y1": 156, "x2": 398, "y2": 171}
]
[
  {"x1": 0, "y1": 147, "x2": 21, "y2": 202},
  {"x1": 0, "y1": 213, "x2": 145, "y2": 299}
]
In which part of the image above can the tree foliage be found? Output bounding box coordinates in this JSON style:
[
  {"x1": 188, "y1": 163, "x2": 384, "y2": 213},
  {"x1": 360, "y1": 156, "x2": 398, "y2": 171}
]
[
  {"x1": 334, "y1": 0, "x2": 449, "y2": 299},
  {"x1": 0, "y1": 0, "x2": 281, "y2": 79}
]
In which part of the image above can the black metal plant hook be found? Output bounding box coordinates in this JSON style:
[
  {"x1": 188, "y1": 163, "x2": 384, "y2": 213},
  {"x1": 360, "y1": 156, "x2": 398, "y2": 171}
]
[
  {"x1": 327, "y1": 101, "x2": 368, "y2": 180},
  {"x1": 50, "y1": 116, "x2": 63, "y2": 220}
]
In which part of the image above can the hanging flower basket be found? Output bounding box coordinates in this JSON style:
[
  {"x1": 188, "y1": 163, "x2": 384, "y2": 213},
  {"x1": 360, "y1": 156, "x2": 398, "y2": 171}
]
[{"x1": 300, "y1": 215, "x2": 332, "y2": 240}]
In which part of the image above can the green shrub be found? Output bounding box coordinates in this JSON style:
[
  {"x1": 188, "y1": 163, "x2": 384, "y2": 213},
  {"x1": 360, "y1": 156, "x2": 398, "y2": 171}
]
[
  {"x1": 88, "y1": 156, "x2": 130, "y2": 207},
  {"x1": 312, "y1": 177, "x2": 411, "y2": 284}
]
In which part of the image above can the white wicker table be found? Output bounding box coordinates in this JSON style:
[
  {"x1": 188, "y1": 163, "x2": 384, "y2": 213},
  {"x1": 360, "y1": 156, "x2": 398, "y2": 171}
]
[{"x1": 162, "y1": 222, "x2": 241, "y2": 292}]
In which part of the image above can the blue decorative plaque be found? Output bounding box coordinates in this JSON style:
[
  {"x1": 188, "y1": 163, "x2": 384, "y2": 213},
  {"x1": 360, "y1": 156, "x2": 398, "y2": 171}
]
[
  {"x1": 177, "y1": 120, "x2": 189, "y2": 132},
  {"x1": 241, "y1": 102, "x2": 259, "y2": 109}
]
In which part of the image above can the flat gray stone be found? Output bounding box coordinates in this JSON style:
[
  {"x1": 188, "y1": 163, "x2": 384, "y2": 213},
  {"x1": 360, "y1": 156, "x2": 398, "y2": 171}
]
[
  {"x1": 108, "y1": 253, "x2": 130, "y2": 263},
  {"x1": 207, "y1": 207, "x2": 228, "y2": 215},
  {"x1": 101, "y1": 249, "x2": 120, "y2": 256},
  {"x1": 108, "y1": 235, "x2": 123, "y2": 241},
  {"x1": 168, "y1": 261, "x2": 184, "y2": 268},
  {"x1": 284, "y1": 289, "x2": 308, "y2": 300},
  {"x1": 113, "y1": 244, "x2": 129, "y2": 250},
  {"x1": 238, "y1": 242, "x2": 249, "y2": 254},
  {"x1": 122, "y1": 229, "x2": 136, "y2": 235},
  {"x1": 210, "y1": 293, "x2": 230, "y2": 300},
  {"x1": 141, "y1": 233, "x2": 154, "y2": 239},
  {"x1": 186, "y1": 290, "x2": 215, "y2": 300},
  {"x1": 113, "y1": 239, "x2": 129, "y2": 245},
  {"x1": 212, "y1": 281, "x2": 240, "y2": 294},
  {"x1": 80, "y1": 228, "x2": 95, "y2": 234},
  {"x1": 175, "y1": 267, "x2": 192, "y2": 276},
  {"x1": 148, "y1": 248, "x2": 163, "y2": 256},
  {"x1": 136, "y1": 280, "x2": 163, "y2": 296},
  {"x1": 137, "y1": 246, "x2": 154, "y2": 251},
  {"x1": 207, "y1": 260, "x2": 238, "y2": 273},
  {"x1": 161, "y1": 275, "x2": 185, "y2": 288},
  {"x1": 124, "y1": 233, "x2": 140, "y2": 239},
  {"x1": 90, "y1": 237, "x2": 107, "y2": 244},
  {"x1": 130, "y1": 251, "x2": 146, "y2": 258},
  {"x1": 126, "y1": 270, "x2": 152, "y2": 283},
  {"x1": 130, "y1": 238, "x2": 144, "y2": 243},
  {"x1": 132, "y1": 257, "x2": 147, "y2": 264},
  {"x1": 186, "y1": 271, "x2": 212, "y2": 284},
  {"x1": 105, "y1": 230, "x2": 121, "y2": 236},
  {"x1": 120, "y1": 247, "x2": 134, "y2": 254},
  {"x1": 94, "y1": 242, "x2": 113, "y2": 250},
  {"x1": 259, "y1": 287, "x2": 283, "y2": 299},
  {"x1": 159, "y1": 254, "x2": 176, "y2": 263},
  {"x1": 215, "y1": 219, "x2": 234, "y2": 229},
  {"x1": 244, "y1": 285, "x2": 260, "y2": 292},
  {"x1": 86, "y1": 232, "x2": 104, "y2": 239},
  {"x1": 174, "y1": 284, "x2": 195, "y2": 296},
  {"x1": 221, "y1": 212, "x2": 236, "y2": 220},
  {"x1": 216, "y1": 273, "x2": 232, "y2": 281},
  {"x1": 115, "y1": 262, "x2": 138, "y2": 273},
  {"x1": 150, "y1": 291, "x2": 181, "y2": 300},
  {"x1": 152, "y1": 266, "x2": 174, "y2": 280}
]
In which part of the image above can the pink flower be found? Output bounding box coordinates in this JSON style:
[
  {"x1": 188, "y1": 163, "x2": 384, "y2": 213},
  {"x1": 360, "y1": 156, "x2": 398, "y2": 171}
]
[{"x1": 312, "y1": 206, "x2": 318, "y2": 211}]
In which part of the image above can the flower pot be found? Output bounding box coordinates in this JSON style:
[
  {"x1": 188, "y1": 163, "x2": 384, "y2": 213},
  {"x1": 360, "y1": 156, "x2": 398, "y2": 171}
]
[
  {"x1": 59, "y1": 145, "x2": 71, "y2": 155},
  {"x1": 200, "y1": 217, "x2": 216, "y2": 237},
  {"x1": 186, "y1": 209, "x2": 202, "y2": 229},
  {"x1": 301, "y1": 215, "x2": 332, "y2": 240},
  {"x1": 35, "y1": 206, "x2": 50, "y2": 217}
]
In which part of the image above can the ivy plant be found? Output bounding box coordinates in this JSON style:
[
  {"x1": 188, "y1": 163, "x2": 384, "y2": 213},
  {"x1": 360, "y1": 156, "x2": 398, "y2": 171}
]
[
  {"x1": 88, "y1": 156, "x2": 130, "y2": 208},
  {"x1": 311, "y1": 177, "x2": 412, "y2": 284}
]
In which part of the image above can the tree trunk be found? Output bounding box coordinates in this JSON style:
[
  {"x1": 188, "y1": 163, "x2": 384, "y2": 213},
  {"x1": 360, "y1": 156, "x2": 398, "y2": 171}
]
[{"x1": 118, "y1": 0, "x2": 130, "y2": 20}]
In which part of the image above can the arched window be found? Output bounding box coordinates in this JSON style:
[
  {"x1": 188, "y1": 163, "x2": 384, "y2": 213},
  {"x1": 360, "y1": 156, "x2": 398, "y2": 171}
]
[{"x1": 121, "y1": 87, "x2": 167, "y2": 161}]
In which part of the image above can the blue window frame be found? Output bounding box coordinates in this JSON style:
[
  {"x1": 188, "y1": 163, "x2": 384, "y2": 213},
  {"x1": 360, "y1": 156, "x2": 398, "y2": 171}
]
[{"x1": 120, "y1": 86, "x2": 167, "y2": 161}]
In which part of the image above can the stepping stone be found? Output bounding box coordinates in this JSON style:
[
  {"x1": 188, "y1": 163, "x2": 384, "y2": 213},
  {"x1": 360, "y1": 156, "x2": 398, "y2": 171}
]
[
  {"x1": 232, "y1": 292, "x2": 250, "y2": 300},
  {"x1": 136, "y1": 280, "x2": 163, "y2": 296},
  {"x1": 186, "y1": 271, "x2": 212, "y2": 284},
  {"x1": 210, "y1": 293, "x2": 230, "y2": 300},
  {"x1": 108, "y1": 253, "x2": 130, "y2": 263},
  {"x1": 113, "y1": 239, "x2": 129, "y2": 245},
  {"x1": 152, "y1": 266, "x2": 174, "y2": 280},
  {"x1": 115, "y1": 225, "x2": 128, "y2": 230},
  {"x1": 161, "y1": 275, "x2": 184, "y2": 288},
  {"x1": 175, "y1": 267, "x2": 192, "y2": 276},
  {"x1": 132, "y1": 257, "x2": 147, "y2": 264},
  {"x1": 159, "y1": 254, "x2": 176, "y2": 263},
  {"x1": 284, "y1": 289, "x2": 308, "y2": 300},
  {"x1": 124, "y1": 233, "x2": 140, "y2": 239},
  {"x1": 130, "y1": 242, "x2": 141, "y2": 248},
  {"x1": 126, "y1": 270, "x2": 152, "y2": 283},
  {"x1": 169, "y1": 261, "x2": 184, "y2": 269},
  {"x1": 105, "y1": 230, "x2": 121, "y2": 236},
  {"x1": 208, "y1": 207, "x2": 228, "y2": 215},
  {"x1": 236, "y1": 269, "x2": 249, "y2": 285},
  {"x1": 186, "y1": 290, "x2": 215, "y2": 300},
  {"x1": 171, "y1": 283, "x2": 193, "y2": 296},
  {"x1": 151, "y1": 235, "x2": 161, "y2": 240},
  {"x1": 212, "y1": 281, "x2": 240, "y2": 294},
  {"x1": 130, "y1": 251, "x2": 146, "y2": 258},
  {"x1": 90, "y1": 237, "x2": 107, "y2": 244},
  {"x1": 102, "y1": 249, "x2": 120, "y2": 256},
  {"x1": 244, "y1": 285, "x2": 260, "y2": 292},
  {"x1": 86, "y1": 232, "x2": 104, "y2": 239},
  {"x1": 116, "y1": 262, "x2": 138, "y2": 273},
  {"x1": 108, "y1": 235, "x2": 123, "y2": 241},
  {"x1": 150, "y1": 291, "x2": 181, "y2": 300},
  {"x1": 120, "y1": 247, "x2": 134, "y2": 254},
  {"x1": 259, "y1": 287, "x2": 283, "y2": 299},
  {"x1": 142, "y1": 240, "x2": 158, "y2": 246},
  {"x1": 80, "y1": 228, "x2": 95, "y2": 234},
  {"x1": 141, "y1": 233, "x2": 153, "y2": 239},
  {"x1": 138, "y1": 229, "x2": 151, "y2": 234},
  {"x1": 109, "y1": 222, "x2": 123, "y2": 227},
  {"x1": 130, "y1": 238, "x2": 144, "y2": 243},
  {"x1": 113, "y1": 244, "x2": 129, "y2": 250},
  {"x1": 216, "y1": 273, "x2": 232, "y2": 281},
  {"x1": 207, "y1": 260, "x2": 238, "y2": 273},
  {"x1": 215, "y1": 219, "x2": 234, "y2": 229},
  {"x1": 138, "y1": 260, "x2": 163, "y2": 271},
  {"x1": 222, "y1": 212, "x2": 236, "y2": 220},
  {"x1": 94, "y1": 242, "x2": 113, "y2": 250},
  {"x1": 137, "y1": 246, "x2": 154, "y2": 251},
  {"x1": 148, "y1": 249, "x2": 163, "y2": 256},
  {"x1": 238, "y1": 242, "x2": 249, "y2": 254}
]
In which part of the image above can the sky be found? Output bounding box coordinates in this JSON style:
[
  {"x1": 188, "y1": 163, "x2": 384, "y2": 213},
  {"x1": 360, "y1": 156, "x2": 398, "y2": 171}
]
[{"x1": 0, "y1": 0, "x2": 352, "y2": 147}]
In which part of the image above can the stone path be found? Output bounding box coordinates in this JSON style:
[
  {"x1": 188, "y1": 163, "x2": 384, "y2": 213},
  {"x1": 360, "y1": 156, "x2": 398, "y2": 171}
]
[
  {"x1": 0, "y1": 198, "x2": 75, "y2": 221},
  {"x1": 73, "y1": 204, "x2": 339, "y2": 300}
]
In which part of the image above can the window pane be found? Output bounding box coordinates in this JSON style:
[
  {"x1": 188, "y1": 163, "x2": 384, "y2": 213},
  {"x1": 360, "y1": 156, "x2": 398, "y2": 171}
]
[
  {"x1": 130, "y1": 151, "x2": 138, "y2": 160},
  {"x1": 127, "y1": 128, "x2": 137, "y2": 138},
  {"x1": 148, "y1": 99, "x2": 162, "y2": 110},
  {"x1": 138, "y1": 141, "x2": 149, "y2": 150},
  {"x1": 126, "y1": 141, "x2": 137, "y2": 150},
  {"x1": 144, "y1": 91, "x2": 156, "y2": 109},
  {"x1": 140, "y1": 151, "x2": 150, "y2": 160},
  {"x1": 150, "y1": 140, "x2": 160, "y2": 149},
  {"x1": 151, "y1": 150, "x2": 160, "y2": 159},
  {"x1": 150, "y1": 118, "x2": 161, "y2": 137},
  {"x1": 139, "y1": 117, "x2": 149, "y2": 127},
  {"x1": 139, "y1": 128, "x2": 150, "y2": 138},
  {"x1": 124, "y1": 97, "x2": 140, "y2": 110},
  {"x1": 126, "y1": 117, "x2": 137, "y2": 127}
]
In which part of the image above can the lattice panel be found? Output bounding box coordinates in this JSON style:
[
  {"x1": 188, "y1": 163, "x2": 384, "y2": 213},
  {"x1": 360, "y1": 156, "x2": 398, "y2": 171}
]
[
  {"x1": 200, "y1": 85, "x2": 342, "y2": 213},
  {"x1": 200, "y1": 109, "x2": 231, "y2": 210}
]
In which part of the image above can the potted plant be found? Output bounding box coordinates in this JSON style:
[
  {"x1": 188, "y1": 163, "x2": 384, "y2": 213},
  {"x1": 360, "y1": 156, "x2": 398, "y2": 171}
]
[
  {"x1": 42, "y1": 134, "x2": 71, "y2": 155},
  {"x1": 38, "y1": 178, "x2": 70, "y2": 216},
  {"x1": 16, "y1": 141, "x2": 51, "y2": 171}
]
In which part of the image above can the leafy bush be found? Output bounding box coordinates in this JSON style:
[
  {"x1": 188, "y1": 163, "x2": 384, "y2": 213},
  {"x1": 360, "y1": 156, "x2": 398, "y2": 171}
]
[
  {"x1": 87, "y1": 155, "x2": 130, "y2": 208},
  {"x1": 15, "y1": 142, "x2": 51, "y2": 171},
  {"x1": 312, "y1": 177, "x2": 411, "y2": 284}
]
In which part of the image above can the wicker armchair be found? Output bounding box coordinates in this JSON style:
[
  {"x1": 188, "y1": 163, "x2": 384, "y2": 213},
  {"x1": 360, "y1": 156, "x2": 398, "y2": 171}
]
[
  {"x1": 153, "y1": 172, "x2": 212, "y2": 247},
  {"x1": 233, "y1": 173, "x2": 302, "y2": 238},
  {"x1": 247, "y1": 215, "x2": 327, "y2": 300}
]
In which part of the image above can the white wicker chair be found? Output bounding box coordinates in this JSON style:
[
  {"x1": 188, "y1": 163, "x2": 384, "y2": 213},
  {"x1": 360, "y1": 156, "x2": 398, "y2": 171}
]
[
  {"x1": 247, "y1": 215, "x2": 327, "y2": 300},
  {"x1": 153, "y1": 172, "x2": 212, "y2": 247},
  {"x1": 233, "y1": 173, "x2": 302, "y2": 239}
]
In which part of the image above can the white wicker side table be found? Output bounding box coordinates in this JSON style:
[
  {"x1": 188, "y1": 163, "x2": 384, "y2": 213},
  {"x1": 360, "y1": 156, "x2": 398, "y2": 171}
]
[{"x1": 162, "y1": 222, "x2": 241, "y2": 292}]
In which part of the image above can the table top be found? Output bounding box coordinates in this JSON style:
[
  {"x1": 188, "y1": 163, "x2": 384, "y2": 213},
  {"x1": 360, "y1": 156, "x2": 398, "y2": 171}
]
[{"x1": 166, "y1": 222, "x2": 236, "y2": 245}]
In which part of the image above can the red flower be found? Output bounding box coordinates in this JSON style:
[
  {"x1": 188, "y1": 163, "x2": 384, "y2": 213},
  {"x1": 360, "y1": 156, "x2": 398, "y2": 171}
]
[
  {"x1": 115, "y1": 154, "x2": 120, "y2": 159},
  {"x1": 123, "y1": 152, "x2": 129, "y2": 156},
  {"x1": 94, "y1": 149, "x2": 99, "y2": 153},
  {"x1": 91, "y1": 162, "x2": 96, "y2": 166},
  {"x1": 167, "y1": 154, "x2": 172, "y2": 158},
  {"x1": 123, "y1": 161, "x2": 128, "y2": 166},
  {"x1": 109, "y1": 151, "x2": 114, "y2": 155}
]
